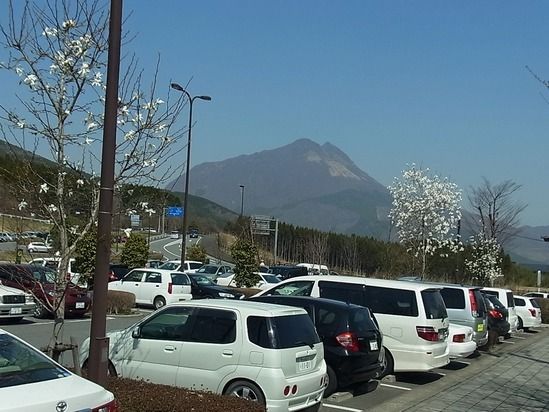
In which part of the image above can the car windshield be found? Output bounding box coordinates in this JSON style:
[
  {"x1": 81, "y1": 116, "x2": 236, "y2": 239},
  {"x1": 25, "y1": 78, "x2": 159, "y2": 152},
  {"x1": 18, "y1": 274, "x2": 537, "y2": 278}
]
[
  {"x1": 158, "y1": 262, "x2": 179, "y2": 270},
  {"x1": 198, "y1": 266, "x2": 218, "y2": 274},
  {"x1": 190, "y1": 274, "x2": 214, "y2": 286},
  {"x1": 0, "y1": 333, "x2": 70, "y2": 388}
]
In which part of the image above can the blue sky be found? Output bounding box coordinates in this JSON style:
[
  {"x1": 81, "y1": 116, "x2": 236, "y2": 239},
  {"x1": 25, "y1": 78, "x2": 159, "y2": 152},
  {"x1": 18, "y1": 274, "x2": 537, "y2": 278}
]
[{"x1": 3, "y1": 1, "x2": 549, "y2": 226}]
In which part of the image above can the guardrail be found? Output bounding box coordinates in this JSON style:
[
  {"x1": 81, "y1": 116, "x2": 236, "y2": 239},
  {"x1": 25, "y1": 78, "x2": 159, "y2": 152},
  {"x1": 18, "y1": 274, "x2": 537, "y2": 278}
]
[{"x1": 0, "y1": 212, "x2": 51, "y2": 224}]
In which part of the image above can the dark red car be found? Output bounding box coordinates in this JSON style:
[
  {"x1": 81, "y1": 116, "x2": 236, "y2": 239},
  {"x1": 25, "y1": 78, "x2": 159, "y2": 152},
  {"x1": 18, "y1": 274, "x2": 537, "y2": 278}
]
[{"x1": 0, "y1": 264, "x2": 91, "y2": 318}]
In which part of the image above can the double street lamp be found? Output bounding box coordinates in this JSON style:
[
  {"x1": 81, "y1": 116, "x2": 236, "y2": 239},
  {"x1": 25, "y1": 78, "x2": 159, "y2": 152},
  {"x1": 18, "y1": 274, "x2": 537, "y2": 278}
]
[{"x1": 170, "y1": 82, "x2": 211, "y2": 263}]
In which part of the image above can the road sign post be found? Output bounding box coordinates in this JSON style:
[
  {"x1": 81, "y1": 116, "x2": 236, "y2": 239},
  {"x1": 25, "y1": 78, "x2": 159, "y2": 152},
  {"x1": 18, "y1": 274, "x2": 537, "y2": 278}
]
[{"x1": 251, "y1": 215, "x2": 279, "y2": 264}]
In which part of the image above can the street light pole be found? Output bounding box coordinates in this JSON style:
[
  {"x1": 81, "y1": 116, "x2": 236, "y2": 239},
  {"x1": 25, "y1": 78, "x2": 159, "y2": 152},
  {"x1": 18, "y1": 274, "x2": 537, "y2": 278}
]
[
  {"x1": 239, "y1": 184, "x2": 245, "y2": 216},
  {"x1": 170, "y1": 83, "x2": 211, "y2": 263}
]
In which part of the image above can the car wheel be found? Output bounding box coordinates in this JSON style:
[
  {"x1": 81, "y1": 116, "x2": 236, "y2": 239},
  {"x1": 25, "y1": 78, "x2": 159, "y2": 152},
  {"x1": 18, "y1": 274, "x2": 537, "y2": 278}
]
[
  {"x1": 378, "y1": 347, "x2": 394, "y2": 378},
  {"x1": 224, "y1": 380, "x2": 265, "y2": 405},
  {"x1": 324, "y1": 364, "x2": 338, "y2": 397},
  {"x1": 517, "y1": 317, "x2": 524, "y2": 331},
  {"x1": 33, "y1": 303, "x2": 49, "y2": 319},
  {"x1": 28, "y1": 248, "x2": 34, "y2": 253},
  {"x1": 153, "y1": 296, "x2": 166, "y2": 309}
]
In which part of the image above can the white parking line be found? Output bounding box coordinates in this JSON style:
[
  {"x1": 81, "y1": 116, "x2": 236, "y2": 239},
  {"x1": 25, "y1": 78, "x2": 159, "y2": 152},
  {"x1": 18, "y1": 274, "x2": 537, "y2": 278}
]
[
  {"x1": 379, "y1": 383, "x2": 412, "y2": 391},
  {"x1": 501, "y1": 340, "x2": 515, "y2": 344},
  {"x1": 432, "y1": 372, "x2": 446, "y2": 376},
  {"x1": 322, "y1": 404, "x2": 363, "y2": 412},
  {"x1": 513, "y1": 336, "x2": 526, "y2": 340}
]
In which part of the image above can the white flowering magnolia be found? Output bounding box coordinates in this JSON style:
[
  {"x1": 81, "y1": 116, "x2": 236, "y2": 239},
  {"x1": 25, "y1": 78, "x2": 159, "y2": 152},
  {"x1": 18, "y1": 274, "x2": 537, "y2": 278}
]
[
  {"x1": 388, "y1": 164, "x2": 462, "y2": 276},
  {"x1": 0, "y1": 0, "x2": 188, "y2": 338},
  {"x1": 465, "y1": 233, "x2": 503, "y2": 286}
]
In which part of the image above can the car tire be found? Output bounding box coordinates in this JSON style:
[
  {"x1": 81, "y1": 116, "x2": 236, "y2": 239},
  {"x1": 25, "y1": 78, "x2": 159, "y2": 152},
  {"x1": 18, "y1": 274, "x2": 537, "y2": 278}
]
[
  {"x1": 378, "y1": 347, "x2": 394, "y2": 378},
  {"x1": 224, "y1": 380, "x2": 265, "y2": 405},
  {"x1": 324, "y1": 364, "x2": 338, "y2": 397},
  {"x1": 153, "y1": 296, "x2": 166, "y2": 309},
  {"x1": 517, "y1": 317, "x2": 524, "y2": 331},
  {"x1": 33, "y1": 303, "x2": 49, "y2": 319}
]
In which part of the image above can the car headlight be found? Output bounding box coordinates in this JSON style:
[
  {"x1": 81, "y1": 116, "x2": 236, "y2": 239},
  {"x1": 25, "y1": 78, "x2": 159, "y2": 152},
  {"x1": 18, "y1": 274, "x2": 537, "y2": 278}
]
[
  {"x1": 25, "y1": 294, "x2": 34, "y2": 303},
  {"x1": 218, "y1": 292, "x2": 234, "y2": 298}
]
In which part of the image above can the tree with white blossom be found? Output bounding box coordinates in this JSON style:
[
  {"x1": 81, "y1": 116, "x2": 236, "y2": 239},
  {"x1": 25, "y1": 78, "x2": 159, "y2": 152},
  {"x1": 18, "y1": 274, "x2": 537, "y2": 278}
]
[
  {"x1": 465, "y1": 232, "x2": 503, "y2": 286},
  {"x1": 388, "y1": 164, "x2": 462, "y2": 277},
  {"x1": 0, "y1": 0, "x2": 186, "y2": 354}
]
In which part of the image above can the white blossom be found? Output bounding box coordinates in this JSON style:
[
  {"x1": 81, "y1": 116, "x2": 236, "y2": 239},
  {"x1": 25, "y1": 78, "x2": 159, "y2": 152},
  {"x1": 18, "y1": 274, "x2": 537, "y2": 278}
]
[
  {"x1": 18, "y1": 200, "x2": 28, "y2": 210},
  {"x1": 155, "y1": 99, "x2": 165, "y2": 105},
  {"x1": 15, "y1": 66, "x2": 24, "y2": 76},
  {"x1": 78, "y1": 62, "x2": 90, "y2": 76},
  {"x1": 465, "y1": 234, "x2": 503, "y2": 286},
  {"x1": 23, "y1": 74, "x2": 38, "y2": 87},
  {"x1": 388, "y1": 164, "x2": 462, "y2": 276},
  {"x1": 140, "y1": 202, "x2": 149, "y2": 210},
  {"x1": 62, "y1": 19, "x2": 77, "y2": 30},
  {"x1": 16, "y1": 120, "x2": 25, "y2": 129},
  {"x1": 84, "y1": 137, "x2": 94, "y2": 145},
  {"x1": 91, "y1": 72, "x2": 102, "y2": 86},
  {"x1": 39, "y1": 183, "x2": 49, "y2": 193},
  {"x1": 76, "y1": 179, "x2": 84, "y2": 187},
  {"x1": 124, "y1": 130, "x2": 136, "y2": 141},
  {"x1": 42, "y1": 27, "x2": 58, "y2": 37},
  {"x1": 69, "y1": 226, "x2": 79, "y2": 235},
  {"x1": 86, "y1": 122, "x2": 97, "y2": 131},
  {"x1": 47, "y1": 204, "x2": 58, "y2": 213}
]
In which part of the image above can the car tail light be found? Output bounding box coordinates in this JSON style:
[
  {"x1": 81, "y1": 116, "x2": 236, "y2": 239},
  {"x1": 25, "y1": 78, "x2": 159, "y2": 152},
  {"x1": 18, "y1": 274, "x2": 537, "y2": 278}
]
[
  {"x1": 488, "y1": 309, "x2": 503, "y2": 319},
  {"x1": 168, "y1": 282, "x2": 173, "y2": 294},
  {"x1": 92, "y1": 399, "x2": 119, "y2": 412},
  {"x1": 335, "y1": 332, "x2": 360, "y2": 352},
  {"x1": 529, "y1": 309, "x2": 537, "y2": 317},
  {"x1": 291, "y1": 385, "x2": 298, "y2": 395},
  {"x1": 108, "y1": 271, "x2": 116, "y2": 281},
  {"x1": 283, "y1": 385, "x2": 291, "y2": 396},
  {"x1": 469, "y1": 290, "x2": 478, "y2": 317},
  {"x1": 453, "y1": 333, "x2": 466, "y2": 343},
  {"x1": 416, "y1": 326, "x2": 439, "y2": 342}
]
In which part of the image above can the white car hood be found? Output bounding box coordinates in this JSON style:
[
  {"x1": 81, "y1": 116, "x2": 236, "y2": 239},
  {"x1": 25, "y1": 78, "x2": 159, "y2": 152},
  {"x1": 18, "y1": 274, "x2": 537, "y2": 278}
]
[{"x1": 1, "y1": 374, "x2": 114, "y2": 412}]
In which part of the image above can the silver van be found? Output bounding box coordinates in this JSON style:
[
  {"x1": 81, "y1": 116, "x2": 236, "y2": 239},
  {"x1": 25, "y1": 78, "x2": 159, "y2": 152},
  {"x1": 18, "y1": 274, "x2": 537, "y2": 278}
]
[{"x1": 401, "y1": 281, "x2": 489, "y2": 348}]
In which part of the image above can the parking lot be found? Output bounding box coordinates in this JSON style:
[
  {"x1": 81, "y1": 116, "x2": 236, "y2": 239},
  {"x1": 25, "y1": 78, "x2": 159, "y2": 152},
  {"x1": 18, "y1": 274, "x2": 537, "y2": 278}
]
[
  {"x1": 320, "y1": 326, "x2": 549, "y2": 412},
  {"x1": 1, "y1": 311, "x2": 547, "y2": 412}
]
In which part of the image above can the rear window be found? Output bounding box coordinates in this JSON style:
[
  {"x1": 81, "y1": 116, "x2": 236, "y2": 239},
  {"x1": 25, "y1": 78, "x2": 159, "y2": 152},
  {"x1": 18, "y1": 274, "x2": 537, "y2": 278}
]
[
  {"x1": 189, "y1": 262, "x2": 203, "y2": 270},
  {"x1": 247, "y1": 314, "x2": 320, "y2": 349},
  {"x1": 514, "y1": 297, "x2": 525, "y2": 307},
  {"x1": 530, "y1": 299, "x2": 540, "y2": 309},
  {"x1": 421, "y1": 290, "x2": 448, "y2": 320},
  {"x1": 506, "y1": 292, "x2": 515, "y2": 308},
  {"x1": 440, "y1": 288, "x2": 465, "y2": 309},
  {"x1": 170, "y1": 273, "x2": 190, "y2": 285},
  {"x1": 267, "y1": 281, "x2": 314, "y2": 296}
]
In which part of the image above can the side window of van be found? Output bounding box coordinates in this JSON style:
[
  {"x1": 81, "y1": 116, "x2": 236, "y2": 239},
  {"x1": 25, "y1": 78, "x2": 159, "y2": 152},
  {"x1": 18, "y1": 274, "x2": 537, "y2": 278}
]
[
  {"x1": 514, "y1": 297, "x2": 525, "y2": 307},
  {"x1": 266, "y1": 281, "x2": 314, "y2": 296},
  {"x1": 318, "y1": 281, "x2": 365, "y2": 306},
  {"x1": 365, "y1": 286, "x2": 418, "y2": 317},
  {"x1": 440, "y1": 288, "x2": 465, "y2": 309},
  {"x1": 189, "y1": 308, "x2": 236, "y2": 344}
]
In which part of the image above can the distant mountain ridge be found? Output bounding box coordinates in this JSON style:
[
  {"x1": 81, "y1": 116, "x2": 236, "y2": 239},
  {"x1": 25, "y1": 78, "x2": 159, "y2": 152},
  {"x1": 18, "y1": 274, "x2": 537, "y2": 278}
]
[{"x1": 171, "y1": 138, "x2": 393, "y2": 237}]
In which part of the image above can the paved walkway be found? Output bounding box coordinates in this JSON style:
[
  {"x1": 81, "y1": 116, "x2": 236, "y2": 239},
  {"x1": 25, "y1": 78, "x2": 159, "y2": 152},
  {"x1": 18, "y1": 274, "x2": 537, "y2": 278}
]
[{"x1": 373, "y1": 328, "x2": 549, "y2": 412}]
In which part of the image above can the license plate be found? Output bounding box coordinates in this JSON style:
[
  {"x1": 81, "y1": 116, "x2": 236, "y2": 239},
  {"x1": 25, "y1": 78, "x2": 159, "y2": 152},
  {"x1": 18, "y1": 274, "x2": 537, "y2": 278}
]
[
  {"x1": 369, "y1": 340, "x2": 379, "y2": 351},
  {"x1": 10, "y1": 307, "x2": 22, "y2": 315},
  {"x1": 297, "y1": 360, "x2": 313, "y2": 372},
  {"x1": 75, "y1": 302, "x2": 85, "y2": 309},
  {"x1": 477, "y1": 324, "x2": 484, "y2": 332}
]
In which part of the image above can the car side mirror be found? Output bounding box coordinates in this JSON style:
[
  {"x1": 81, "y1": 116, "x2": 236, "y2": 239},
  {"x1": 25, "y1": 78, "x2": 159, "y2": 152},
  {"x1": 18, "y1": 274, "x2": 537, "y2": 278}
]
[{"x1": 131, "y1": 327, "x2": 141, "y2": 339}]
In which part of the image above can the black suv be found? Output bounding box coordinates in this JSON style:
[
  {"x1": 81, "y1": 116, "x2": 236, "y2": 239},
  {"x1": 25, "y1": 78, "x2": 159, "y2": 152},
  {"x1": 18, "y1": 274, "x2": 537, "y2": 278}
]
[
  {"x1": 250, "y1": 295, "x2": 383, "y2": 396},
  {"x1": 482, "y1": 293, "x2": 510, "y2": 338},
  {"x1": 267, "y1": 265, "x2": 308, "y2": 280}
]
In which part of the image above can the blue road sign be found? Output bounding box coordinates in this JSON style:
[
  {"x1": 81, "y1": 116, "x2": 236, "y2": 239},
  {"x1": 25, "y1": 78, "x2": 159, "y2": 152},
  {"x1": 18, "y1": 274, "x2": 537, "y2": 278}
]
[{"x1": 167, "y1": 207, "x2": 183, "y2": 217}]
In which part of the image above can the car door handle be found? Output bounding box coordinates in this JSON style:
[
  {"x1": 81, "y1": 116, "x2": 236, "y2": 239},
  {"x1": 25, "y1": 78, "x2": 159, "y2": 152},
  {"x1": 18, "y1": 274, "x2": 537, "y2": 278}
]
[
  {"x1": 164, "y1": 345, "x2": 177, "y2": 352},
  {"x1": 155, "y1": 285, "x2": 159, "y2": 287},
  {"x1": 222, "y1": 350, "x2": 233, "y2": 357}
]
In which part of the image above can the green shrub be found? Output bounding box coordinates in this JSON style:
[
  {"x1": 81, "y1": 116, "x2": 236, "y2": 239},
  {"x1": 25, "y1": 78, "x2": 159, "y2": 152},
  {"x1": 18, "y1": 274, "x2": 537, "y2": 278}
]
[
  {"x1": 186, "y1": 244, "x2": 207, "y2": 263},
  {"x1": 121, "y1": 233, "x2": 148, "y2": 268},
  {"x1": 106, "y1": 290, "x2": 135, "y2": 315}
]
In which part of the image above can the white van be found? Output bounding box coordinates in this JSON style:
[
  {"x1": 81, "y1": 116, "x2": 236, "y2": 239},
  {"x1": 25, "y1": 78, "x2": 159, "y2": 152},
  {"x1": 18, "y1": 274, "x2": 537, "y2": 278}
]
[
  {"x1": 256, "y1": 275, "x2": 450, "y2": 376},
  {"x1": 297, "y1": 263, "x2": 330, "y2": 275},
  {"x1": 482, "y1": 287, "x2": 519, "y2": 335}
]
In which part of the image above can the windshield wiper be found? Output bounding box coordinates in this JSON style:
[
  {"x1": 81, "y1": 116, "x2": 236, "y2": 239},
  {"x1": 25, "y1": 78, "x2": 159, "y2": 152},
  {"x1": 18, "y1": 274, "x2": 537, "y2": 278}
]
[{"x1": 295, "y1": 340, "x2": 314, "y2": 349}]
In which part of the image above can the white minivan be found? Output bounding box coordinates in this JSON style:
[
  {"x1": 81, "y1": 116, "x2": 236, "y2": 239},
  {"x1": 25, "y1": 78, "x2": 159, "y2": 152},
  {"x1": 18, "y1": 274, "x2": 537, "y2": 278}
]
[
  {"x1": 482, "y1": 287, "x2": 518, "y2": 335},
  {"x1": 80, "y1": 300, "x2": 327, "y2": 411},
  {"x1": 255, "y1": 275, "x2": 450, "y2": 376}
]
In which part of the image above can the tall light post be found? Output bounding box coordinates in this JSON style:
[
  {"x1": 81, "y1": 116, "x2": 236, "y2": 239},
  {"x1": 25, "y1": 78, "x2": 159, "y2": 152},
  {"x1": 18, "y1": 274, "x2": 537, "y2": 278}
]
[
  {"x1": 239, "y1": 184, "x2": 245, "y2": 216},
  {"x1": 170, "y1": 82, "x2": 211, "y2": 263}
]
